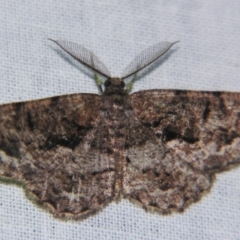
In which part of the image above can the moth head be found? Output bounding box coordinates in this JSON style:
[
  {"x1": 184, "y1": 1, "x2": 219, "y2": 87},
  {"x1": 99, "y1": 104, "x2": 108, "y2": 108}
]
[{"x1": 103, "y1": 78, "x2": 126, "y2": 95}]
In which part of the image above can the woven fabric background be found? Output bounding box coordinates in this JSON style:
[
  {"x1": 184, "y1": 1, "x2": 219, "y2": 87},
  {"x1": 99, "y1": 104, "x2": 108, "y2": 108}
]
[{"x1": 0, "y1": 1, "x2": 240, "y2": 239}]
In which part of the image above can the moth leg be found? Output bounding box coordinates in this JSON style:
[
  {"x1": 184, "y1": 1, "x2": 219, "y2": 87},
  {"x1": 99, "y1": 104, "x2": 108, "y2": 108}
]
[
  {"x1": 125, "y1": 74, "x2": 137, "y2": 93},
  {"x1": 94, "y1": 73, "x2": 103, "y2": 93}
]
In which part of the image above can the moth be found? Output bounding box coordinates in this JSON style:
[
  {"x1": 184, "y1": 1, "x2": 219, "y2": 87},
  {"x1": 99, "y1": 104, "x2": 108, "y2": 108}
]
[{"x1": 0, "y1": 40, "x2": 239, "y2": 220}]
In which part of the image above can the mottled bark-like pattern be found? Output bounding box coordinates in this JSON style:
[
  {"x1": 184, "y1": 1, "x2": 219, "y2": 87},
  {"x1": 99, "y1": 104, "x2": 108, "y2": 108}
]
[
  {"x1": 126, "y1": 90, "x2": 240, "y2": 213},
  {"x1": 0, "y1": 94, "x2": 118, "y2": 219},
  {"x1": 0, "y1": 86, "x2": 240, "y2": 219}
]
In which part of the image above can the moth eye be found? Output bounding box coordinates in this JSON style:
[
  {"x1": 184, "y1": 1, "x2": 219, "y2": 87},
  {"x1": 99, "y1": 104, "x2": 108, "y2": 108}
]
[
  {"x1": 104, "y1": 79, "x2": 111, "y2": 88},
  {"x1": 121, "y1": 81, "x2": 125, "y2": 88}
]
